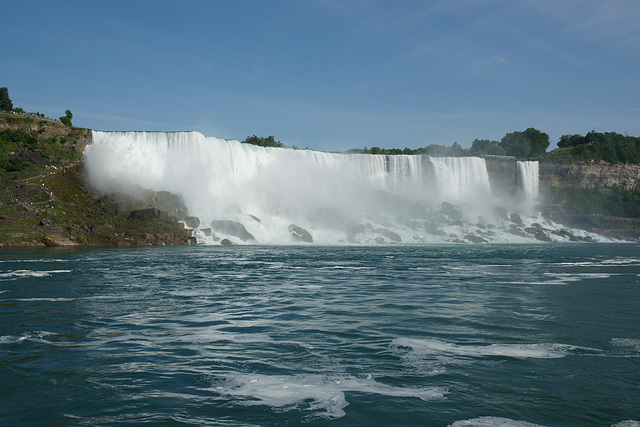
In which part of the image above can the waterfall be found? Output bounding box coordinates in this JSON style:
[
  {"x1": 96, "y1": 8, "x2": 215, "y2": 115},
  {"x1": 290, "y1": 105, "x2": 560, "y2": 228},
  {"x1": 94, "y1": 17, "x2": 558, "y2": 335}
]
[
  {"x1": 516, "y1": 161, "x2": 539, "y2": 206},
  {"x1": 429, "y1": 157, "x2": 492, "y2": 203},
  {"x1": 83, "y1": 131, "x2": 571, "y2": 244}
]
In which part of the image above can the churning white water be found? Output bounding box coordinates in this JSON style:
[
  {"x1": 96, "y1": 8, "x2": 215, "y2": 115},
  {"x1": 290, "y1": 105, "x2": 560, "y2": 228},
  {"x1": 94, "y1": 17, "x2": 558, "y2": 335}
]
[
  {"x1": 84, "y1": 131, "x2": 602, "y2": 244},
  {"x1": 517, "y1": 161, "x2": 539, "y2": 205}
]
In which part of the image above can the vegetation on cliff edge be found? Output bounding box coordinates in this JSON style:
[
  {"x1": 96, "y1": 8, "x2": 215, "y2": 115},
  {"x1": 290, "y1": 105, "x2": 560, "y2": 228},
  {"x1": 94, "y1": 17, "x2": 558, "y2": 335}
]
[{"x1": 0, "y1": 113, "x2": 190, "y2": 247}]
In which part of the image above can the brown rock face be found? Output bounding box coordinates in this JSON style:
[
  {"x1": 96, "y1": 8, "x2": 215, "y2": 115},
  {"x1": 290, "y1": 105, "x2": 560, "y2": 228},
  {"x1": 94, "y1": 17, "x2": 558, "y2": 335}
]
[
  {"x1": 539, "y1": 162, "x2": 640, "y2": 191},
  {"x1": 129, "y1": 208, "x2": 177, "y2": 224}
]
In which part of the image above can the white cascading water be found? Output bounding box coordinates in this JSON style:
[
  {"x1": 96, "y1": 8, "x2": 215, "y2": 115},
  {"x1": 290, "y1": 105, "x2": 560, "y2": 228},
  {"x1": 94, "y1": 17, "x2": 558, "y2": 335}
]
[
  {"x1": 84, "y1": 131, "x2": 603, "y2": 244},
  {"x1": 429, "y1": 157, "x2": 492, "y2": 203},
  {"x1": 516, "y1": 161, "x2": 539, "y2": 205}
]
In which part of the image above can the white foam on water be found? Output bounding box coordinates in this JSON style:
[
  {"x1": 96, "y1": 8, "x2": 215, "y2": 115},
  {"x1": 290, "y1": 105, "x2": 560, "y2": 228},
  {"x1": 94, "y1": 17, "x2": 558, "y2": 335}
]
[
  {"x1": 512, "y1": 272, "x2": 615, "y2": 286},
  {"x1": 213, "y1": 373, "x2": 446, "y2": 420},
  {"x1": 0, "y1": 331, "x2": 57, "y2": 345},
  {"x1": 0, "y1": 258, "x2": 67, "y2": 263},
  {"x1": 557, "y1": 258, "x2": 639, "y2": 268},
  {"x1": 15, "y1": 297, "x2": 75, "y2": 302},
  {"x1": 612, "y1": 421, "x2": 640, "y2": 427},
  {"x1": 0, "y1": 269, "x2": 72, "y2": 280},
  {"x1": 611, "y1": 338, "x2": 640, "y2": 352},
  {"x1": 449, "y1": 416, "x2": 547, "y2": 427},
  {"x1": 391, "y1": 338, "x2": 597, "y2": 359}
]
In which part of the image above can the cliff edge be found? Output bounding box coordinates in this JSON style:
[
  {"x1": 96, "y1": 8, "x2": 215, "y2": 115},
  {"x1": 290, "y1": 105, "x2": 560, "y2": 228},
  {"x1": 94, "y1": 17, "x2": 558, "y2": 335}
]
[{"x1": 0, "y1": 114, "x2": 191, "y2": 247}]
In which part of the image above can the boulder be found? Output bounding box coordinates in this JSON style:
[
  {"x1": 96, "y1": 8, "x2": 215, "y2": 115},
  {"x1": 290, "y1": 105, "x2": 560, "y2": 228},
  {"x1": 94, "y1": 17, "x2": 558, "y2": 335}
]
[
  {"x1": 129, "y1": 208, "x2": 177, "y2": 224},
  {"x1": 184, "y1": 216, "x2": 201, "y2": 229},
  {"x1": 464, "y1": 234, "x2": 488, "y2": 243},
  {"x1": 510, "y1": 213, "x2": 523, "y2": 226},
  {"x1": 534, "y1": 230, "x2": 552, "y2": 242},
  {"x1": 42, "y1": 235, "x2": 79, "y2": 247},
  {"x1": 441, "y1": 202, "x2": 463, "y2": 221},
  {"x1": 152, "y1": 191, "x2": 186, "y2": 216},
  {"x1": 210, "y1": 220, "x2": 256, "y2": 242},
  {"x1": 289, "y1": 224, "x2": 313, "y2": 243}
]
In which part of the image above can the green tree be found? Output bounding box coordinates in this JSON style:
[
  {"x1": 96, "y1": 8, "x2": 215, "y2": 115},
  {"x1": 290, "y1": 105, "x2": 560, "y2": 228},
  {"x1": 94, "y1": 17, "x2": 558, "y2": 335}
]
[
  {"x1": 557, "y1": 134, "x2": 587, "y2": 148},
  {"x1": 0, "y1": 87, "x2": 13, "y2": 111},
  {"x1": 522, "y1": 127, "x2": 549, "y2": 157},
  {"x1": 59, "y1": 109, "x2": 73, "y2": 126},
  {"x1": 499, "y1": 128, "x2": 549, "y2": 158},
  {"x1": 500, "y1": 131, "x2": 531, "y2": 158},
  {"x1": 469, "y1": 139, "x2": 505, "y2": 156},
  {"x1": 242, "y1": 135, "x2": 284, "y2": 148}
]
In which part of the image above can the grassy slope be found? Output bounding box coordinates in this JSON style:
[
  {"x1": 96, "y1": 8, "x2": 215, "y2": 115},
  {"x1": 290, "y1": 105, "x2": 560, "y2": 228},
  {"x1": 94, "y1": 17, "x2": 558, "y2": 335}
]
[{"x1": 0, "y1": 114, "x2": 190, "y2": 247}]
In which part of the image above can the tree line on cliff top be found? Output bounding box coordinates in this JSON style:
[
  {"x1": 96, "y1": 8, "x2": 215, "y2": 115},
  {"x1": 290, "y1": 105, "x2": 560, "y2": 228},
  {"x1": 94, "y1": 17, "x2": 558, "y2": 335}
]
[
  {"x1": 346, "y1": 128, "x2": 640, "y2": 165},
  {"x1": 243, "y1": 126, "x2": 640, "y2": 165}
]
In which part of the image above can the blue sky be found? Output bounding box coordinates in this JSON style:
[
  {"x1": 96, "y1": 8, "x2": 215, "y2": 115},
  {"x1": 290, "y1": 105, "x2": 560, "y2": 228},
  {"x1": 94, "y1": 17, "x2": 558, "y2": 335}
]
[{"x1": 2, "y1": 1, "x2": 639, "y2": 152}]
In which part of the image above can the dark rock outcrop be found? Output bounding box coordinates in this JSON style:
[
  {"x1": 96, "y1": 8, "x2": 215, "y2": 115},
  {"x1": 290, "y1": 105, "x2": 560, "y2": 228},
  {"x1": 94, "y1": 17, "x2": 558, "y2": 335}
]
[
  {"x1": 210, "y1": 220, "x2": 256, "y2": 242},
  {"x1": 184, "y1": 216, "x2": 201, "y2": 228},
  {"x1": 129, "y1": 208, "x2": 177, "y2": 224},
  {"x1": 289, "y1": 224, "x2": 313, "y2": 243}
]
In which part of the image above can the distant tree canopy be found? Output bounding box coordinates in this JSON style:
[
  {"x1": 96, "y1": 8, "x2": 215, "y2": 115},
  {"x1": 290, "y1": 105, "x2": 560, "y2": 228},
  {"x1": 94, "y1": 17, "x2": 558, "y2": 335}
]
[
  {"x1": 59, "y1": 109, "x2": 73, "y2": 126},
  {"x1": 499, "y1": 128, "x2": 550, "y2": 158},
  {"x1": 344, "y1": 128, "x2": 640, "y2": 164},
  {"x1": 469, "y1": 139, "x2": 505, "y2": 156},
  {"x1": 242, "y1": 135, "x2": 284, "y2": 148},
  {"x1": 550, "y1": 131, "x2": 640, "y2": 164},
  {"x1": 347, "y1": 142, "x2": 466, "y2": 157},
  {"x1": 0, "y1": 87, "x2": 13, "y2": 111}
]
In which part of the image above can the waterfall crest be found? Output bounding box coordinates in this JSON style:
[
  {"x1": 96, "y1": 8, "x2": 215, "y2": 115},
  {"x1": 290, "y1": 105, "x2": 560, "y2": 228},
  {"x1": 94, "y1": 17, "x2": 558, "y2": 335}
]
[{"x1": 83, "y1": 131, "x2": 595, "y2": 244}]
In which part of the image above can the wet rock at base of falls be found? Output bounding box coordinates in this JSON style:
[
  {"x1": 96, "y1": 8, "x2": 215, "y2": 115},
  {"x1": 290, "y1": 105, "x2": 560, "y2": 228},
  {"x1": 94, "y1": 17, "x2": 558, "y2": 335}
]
[
  {"x1": 464, "y1": 234, "x2": 488, "y2": 243},
  {"x1": 220, "y1": 238, "x2": 234, "y2": 245},
  {"x1": 440, "y1": 202, "x2": 463, "y2": 221},
  {"x1": 534, "y1": 229, "x2": 552, "y2": 242},
  {"x1": 129, "y1": 208, "x2": 177, "y2": 224},
  {"x1": 551, "y1": 228, "x2": 581, "y2": 242},
  {"x1": 199, "y1": 228, "x2": 213, "y2": 237},
  {"x1": 506, "y1": 225, "x2": 527, "y2": 238},
  {"x1": 152, "y1": 191, "x2": 188, "y2": 220},
  {"x1": 510, "y1": 213, "x2": 523, "y2": 226},
  {"x1": 210, "y1": 220, "x2": 256, "y2": 242},
  {"x1": 377, "y1": 228, "x2": 402, "y2": 243},
  {"x1": 184, "y1": 216, "x2": 201, "y2": 229},
  {"x1": 289, "y1": 224, "x2": 313, "y2": 243}
]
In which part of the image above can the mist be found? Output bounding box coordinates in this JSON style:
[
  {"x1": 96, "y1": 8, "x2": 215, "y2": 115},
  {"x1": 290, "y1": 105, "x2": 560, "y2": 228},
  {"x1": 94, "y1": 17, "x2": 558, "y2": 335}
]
[{"x1": 83, "y1": 131, "x2": 582, "y2": 244}]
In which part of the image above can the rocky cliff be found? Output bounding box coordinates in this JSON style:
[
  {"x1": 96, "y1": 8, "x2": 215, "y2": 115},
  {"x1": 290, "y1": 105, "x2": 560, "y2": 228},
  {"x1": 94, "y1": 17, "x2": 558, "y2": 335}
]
[
  {"x1": 483, "y1": 156, "x2": 640, "y2": 195},
  {"x1": 539, "y1": 161, "x2": 640, "y2": 191},
  {"x1": 0, "y1": 115, "x2": 191, "y2": 247}
]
